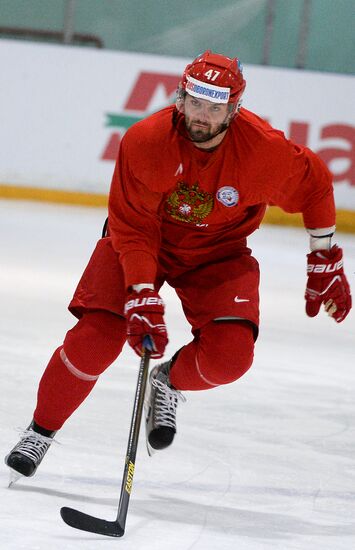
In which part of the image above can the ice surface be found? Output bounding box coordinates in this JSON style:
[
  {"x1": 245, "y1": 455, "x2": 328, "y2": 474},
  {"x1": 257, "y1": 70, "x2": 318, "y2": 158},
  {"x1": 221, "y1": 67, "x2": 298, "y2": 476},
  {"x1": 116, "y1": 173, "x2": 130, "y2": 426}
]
[{"x1": 1, "y1": 200, "x2": 354, "y2": 550}]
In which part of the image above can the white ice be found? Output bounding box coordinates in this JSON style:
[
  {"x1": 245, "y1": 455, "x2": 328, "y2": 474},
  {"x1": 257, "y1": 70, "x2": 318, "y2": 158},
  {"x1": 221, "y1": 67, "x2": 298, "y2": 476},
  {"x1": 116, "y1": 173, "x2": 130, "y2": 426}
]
[{"x1": 1, "y1": 199, "x2": 354, "y2": 550}]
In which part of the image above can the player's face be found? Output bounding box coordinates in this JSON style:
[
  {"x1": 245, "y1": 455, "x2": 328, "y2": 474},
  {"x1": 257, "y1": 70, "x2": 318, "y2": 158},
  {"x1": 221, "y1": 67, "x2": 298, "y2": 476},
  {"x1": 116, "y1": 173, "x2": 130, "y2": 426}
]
[{"x1": 183, "y1": 94, "x2": 232, "y2": 145}]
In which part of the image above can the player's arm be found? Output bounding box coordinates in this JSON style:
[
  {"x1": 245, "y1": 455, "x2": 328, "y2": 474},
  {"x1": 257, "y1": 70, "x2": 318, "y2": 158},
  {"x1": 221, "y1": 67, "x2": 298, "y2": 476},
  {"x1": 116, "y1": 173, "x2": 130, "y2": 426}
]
[
  {"x1": 108, "y1": 136, "x2": 168, "y2": 358},
  {"x1": 267, "y1": 141, "x2": 352, "y2": 322},
  {"x1": 108, "y1": 134, "x2": 163, "y2": 287}
]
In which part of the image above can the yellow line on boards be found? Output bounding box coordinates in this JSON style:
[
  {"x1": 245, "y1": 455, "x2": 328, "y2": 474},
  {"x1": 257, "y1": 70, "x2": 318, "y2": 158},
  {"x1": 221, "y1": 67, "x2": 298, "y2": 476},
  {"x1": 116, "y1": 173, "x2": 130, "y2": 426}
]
[
  {"x1": 263, "y1": 207, "x2": 355, "y2": 234},
  {"x1": 0, "y1": 184, "x2": 108, "y2": 207},
  {"x1": 1, "y1": 184, "x2": 354, "y2": 233}
]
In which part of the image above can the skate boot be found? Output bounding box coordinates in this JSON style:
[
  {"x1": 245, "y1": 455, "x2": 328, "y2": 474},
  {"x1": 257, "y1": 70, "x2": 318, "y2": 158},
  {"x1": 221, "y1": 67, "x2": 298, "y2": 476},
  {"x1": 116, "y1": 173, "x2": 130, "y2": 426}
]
[
  {"x1": 144, "y1": 360, "x2": 186, "y2": 455},
  {"x1": 5, "y1": 421, "x2": 56, "y2": 480}
]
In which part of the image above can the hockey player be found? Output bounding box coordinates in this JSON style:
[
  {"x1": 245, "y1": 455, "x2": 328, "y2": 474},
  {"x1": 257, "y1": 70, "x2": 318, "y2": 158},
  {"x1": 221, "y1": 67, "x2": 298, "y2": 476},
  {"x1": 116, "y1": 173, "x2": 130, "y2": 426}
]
[{"x1": 6, "y1": 50, "x2": 352, "y2": 478}]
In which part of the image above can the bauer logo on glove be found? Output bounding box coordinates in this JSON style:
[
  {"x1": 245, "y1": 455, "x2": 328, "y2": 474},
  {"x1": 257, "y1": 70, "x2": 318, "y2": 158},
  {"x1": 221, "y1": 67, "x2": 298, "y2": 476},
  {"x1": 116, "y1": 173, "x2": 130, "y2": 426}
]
[
  {"x1": 307, "y1": 259, "x2": 343, "y2": 274},
  {"x1": 124, "y1": 295, "x2": 164, "y2": 314}
]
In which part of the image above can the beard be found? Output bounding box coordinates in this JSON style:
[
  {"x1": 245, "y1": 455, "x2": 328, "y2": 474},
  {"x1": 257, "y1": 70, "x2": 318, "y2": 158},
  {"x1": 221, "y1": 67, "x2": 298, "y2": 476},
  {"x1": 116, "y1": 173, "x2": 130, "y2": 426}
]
[{"x1": 184, "y1": 118, "x2": 229, "y2": 143}]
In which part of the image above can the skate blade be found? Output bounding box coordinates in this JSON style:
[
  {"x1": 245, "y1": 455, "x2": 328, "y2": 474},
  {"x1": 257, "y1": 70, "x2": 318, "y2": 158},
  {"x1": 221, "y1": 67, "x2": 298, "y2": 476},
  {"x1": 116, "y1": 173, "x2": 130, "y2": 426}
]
[
  {"x1": 144, "y1": 389, "x2": 155, "y2": 457},
  {"x1": 8, "y1": 469, "x2": 23, "y2": 487},
  {"x1": 145, "y1": 436, "x2": 156, "y2": 457}
]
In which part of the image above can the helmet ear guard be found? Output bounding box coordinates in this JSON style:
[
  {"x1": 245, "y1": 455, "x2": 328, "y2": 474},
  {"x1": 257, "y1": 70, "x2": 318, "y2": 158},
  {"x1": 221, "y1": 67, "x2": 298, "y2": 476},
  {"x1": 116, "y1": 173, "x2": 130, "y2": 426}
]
[{"x1": 231, "y1": 98, "x2": 243, "y2": 116}]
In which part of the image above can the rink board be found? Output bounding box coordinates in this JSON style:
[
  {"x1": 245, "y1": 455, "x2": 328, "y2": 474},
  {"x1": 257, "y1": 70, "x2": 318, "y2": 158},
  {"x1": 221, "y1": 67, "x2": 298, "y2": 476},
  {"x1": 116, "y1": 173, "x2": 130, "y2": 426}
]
[{"x1": 0, "y1": 39, "x2": 354, "y2": 230}]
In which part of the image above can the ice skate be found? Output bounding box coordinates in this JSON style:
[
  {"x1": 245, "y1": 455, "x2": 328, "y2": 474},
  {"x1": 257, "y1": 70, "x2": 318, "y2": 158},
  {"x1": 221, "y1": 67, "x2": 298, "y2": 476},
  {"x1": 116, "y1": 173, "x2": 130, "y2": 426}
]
[
  {"x1": 144, "y1": 361, "x2": 186, "y2": 456},
  {"x1": 5, "y1": 421, "x2": 56, "y2": 483}
]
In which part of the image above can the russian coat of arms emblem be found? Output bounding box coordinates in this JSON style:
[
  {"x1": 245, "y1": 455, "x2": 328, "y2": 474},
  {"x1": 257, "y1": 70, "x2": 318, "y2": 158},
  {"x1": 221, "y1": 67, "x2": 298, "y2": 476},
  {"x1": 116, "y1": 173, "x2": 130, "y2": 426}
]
[{"x1": 165, "y1": 182, "x2": 214, "y2": 224}]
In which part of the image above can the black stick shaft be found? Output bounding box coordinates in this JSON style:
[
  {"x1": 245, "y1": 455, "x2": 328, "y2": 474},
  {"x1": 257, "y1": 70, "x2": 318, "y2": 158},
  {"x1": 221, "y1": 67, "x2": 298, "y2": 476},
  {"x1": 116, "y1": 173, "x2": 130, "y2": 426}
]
[{"x1": 116, "y1": 348, "x2": 151, "y2": 530}]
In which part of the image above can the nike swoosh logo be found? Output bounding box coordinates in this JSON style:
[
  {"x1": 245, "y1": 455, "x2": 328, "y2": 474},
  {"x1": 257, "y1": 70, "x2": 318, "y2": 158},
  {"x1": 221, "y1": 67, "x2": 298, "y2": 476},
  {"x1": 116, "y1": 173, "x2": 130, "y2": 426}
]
[{"x1": 234, "y1": 296, "x2": 250, "y2": 303}]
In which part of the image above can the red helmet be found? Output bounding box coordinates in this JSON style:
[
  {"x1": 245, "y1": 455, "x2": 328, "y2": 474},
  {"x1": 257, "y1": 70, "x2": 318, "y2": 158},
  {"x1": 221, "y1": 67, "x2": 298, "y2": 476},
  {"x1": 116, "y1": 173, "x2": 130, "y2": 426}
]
[{"x1": 181, "y1": 50, "x2": 246, "y2": 105}]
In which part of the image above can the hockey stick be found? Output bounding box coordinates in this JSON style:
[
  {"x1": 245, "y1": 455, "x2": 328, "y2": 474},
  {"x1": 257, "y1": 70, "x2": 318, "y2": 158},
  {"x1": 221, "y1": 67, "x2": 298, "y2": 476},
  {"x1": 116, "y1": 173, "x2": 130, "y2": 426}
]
[{"x1": 60, "y1": 338, "x2": 152, "y2": 537}]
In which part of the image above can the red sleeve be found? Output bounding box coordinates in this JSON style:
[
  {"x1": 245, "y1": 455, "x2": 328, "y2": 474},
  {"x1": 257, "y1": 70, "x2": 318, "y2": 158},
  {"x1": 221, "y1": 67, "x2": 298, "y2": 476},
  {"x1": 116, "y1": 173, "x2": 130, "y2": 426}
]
[
  {"x1": 108, "y1": 135, "x2": 164, "y2": 288},
  {"x1": 264, "y1": 138, "x2": 336, "y2": 229}
]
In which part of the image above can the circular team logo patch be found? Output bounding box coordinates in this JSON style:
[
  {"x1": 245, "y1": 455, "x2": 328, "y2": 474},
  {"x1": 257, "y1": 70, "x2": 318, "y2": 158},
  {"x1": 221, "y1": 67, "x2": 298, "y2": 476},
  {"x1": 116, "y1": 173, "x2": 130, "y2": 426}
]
[{"x1": 216, "y1": 186, "x2": 239, "y2": 207}]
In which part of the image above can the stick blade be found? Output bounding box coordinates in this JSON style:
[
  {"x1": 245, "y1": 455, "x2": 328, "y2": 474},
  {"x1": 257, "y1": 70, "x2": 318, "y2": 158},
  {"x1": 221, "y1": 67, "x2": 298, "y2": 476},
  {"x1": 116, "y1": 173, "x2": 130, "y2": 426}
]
[{"x1": 60, "y1": 506, "x2": 124, "y2": 537}]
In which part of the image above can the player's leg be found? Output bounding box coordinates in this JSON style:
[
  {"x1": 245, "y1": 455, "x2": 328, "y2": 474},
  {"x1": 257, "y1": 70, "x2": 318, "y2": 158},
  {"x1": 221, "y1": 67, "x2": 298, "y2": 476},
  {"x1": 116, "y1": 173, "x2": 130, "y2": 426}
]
[
  {"x1": 5, "y1": 237, "x2": 127, "y2": 478},
  {"x1": 145, "y1": 251, "x2": 259, "y2": 453},
  {"x1": 6, "y1": 310, "x2": 126, "y2": 478},
  {"x1": 145, "y1": 319, "x2": 254, "y2": 454}
]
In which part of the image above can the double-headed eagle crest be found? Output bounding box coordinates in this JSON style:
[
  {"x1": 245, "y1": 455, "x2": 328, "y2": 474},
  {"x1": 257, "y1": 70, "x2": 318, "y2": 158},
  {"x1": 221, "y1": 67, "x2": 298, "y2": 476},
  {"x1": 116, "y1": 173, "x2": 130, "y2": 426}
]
[{"x1": 165, "y1": 182, "x2": 214, "y2": 224}]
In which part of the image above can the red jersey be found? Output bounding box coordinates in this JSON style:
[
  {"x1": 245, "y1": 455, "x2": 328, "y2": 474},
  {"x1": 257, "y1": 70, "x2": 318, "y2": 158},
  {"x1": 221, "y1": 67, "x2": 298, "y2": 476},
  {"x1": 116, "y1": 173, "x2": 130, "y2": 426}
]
[{"x1": 108, "y1": 105, "x2": 335, "y2": 287}]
